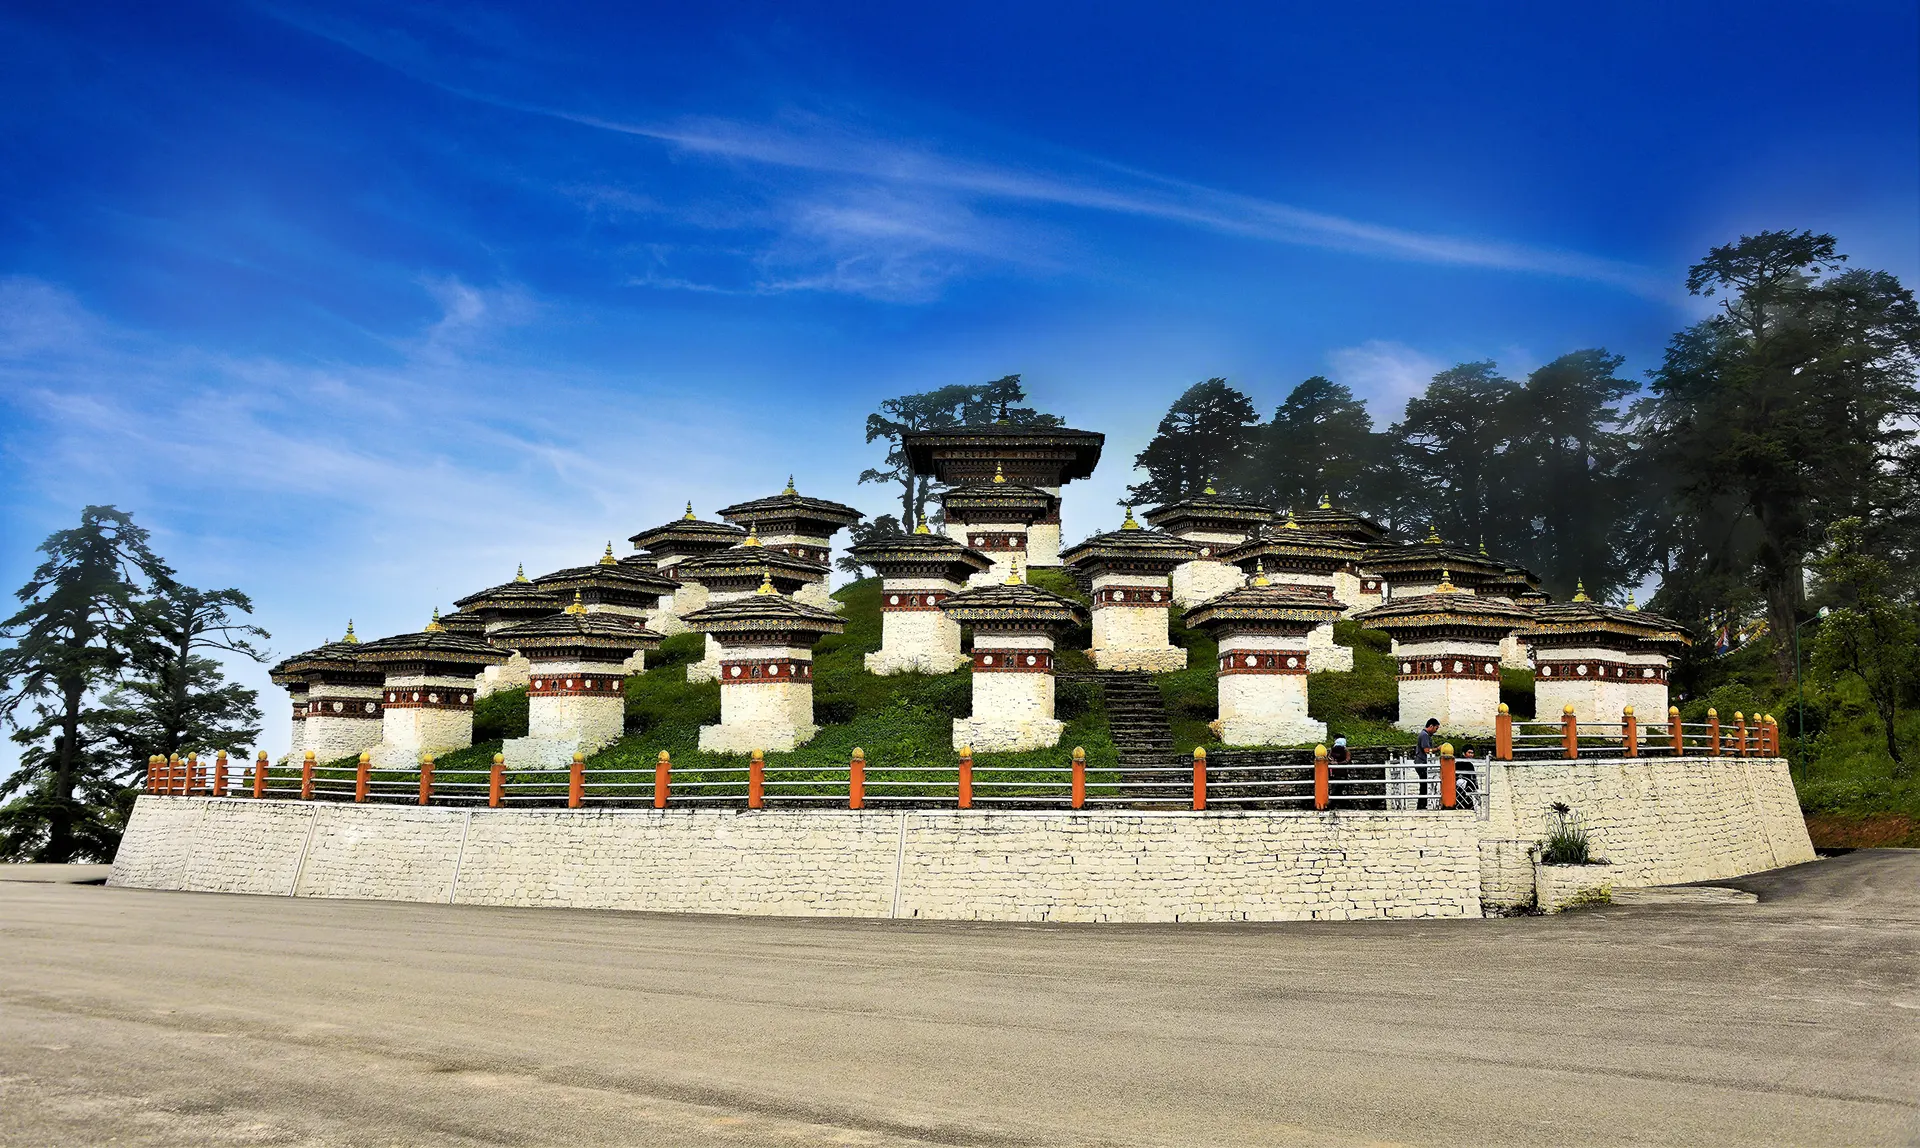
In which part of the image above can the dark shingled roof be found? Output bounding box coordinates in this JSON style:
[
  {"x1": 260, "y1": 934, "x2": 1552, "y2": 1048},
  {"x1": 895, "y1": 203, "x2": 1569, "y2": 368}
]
[
  {"x1": 937, "y1": 581, "x2": 1088, "y2": 630},
  {"x1": 848, "y1": 531, "x2": 992, "y2": 580},
  {"x1": 680, "y1": 592, "x2": 846, "y2": 638},
  {"x1": 491, "y1": 610, "x2": 663, "y2": 654},
  {"x1": 355, "y1": 626, "x2": 510, "y2": 668},
  {"x1": 1525, "y1": 599, "x2": 1690, "y2": 650},
  {"x1": 1288, "y1": 501, "x2": 1390, "y2": 544},
  {"x1": 939, "y1": 481, "x2": 1055, "y2": 519},
  {"x1": 453, "y1": 578, "x2": 564, "y2": 613},
  {"x1": 1183, "y1": 583, "x2": 1349, "y2": 632},
  {"x1": 1224, "y1": 521, "x2": 1368, "y2": 569},
  {"x1": 535, "y1": 561, "x2": 680, "y2": 597},
  {"x1": 626, "y1": 516, "x2": 747, "y2": 552},
  {"x1": 1061, "y1": 526, "x2": 1201, "y2": 572},
  {"x1": 716, "y1": 490, "x2": 863, "y2": 531},
  {"x1": 676, "y1": 544, "x2": 830, "y2": 581},
  {"x1": 436, "y1": 609, "x2": 489, "y2": 636},
  {"x1": 1361, "y1": 540, "x2": 1511, "y2": 584},
  {"x1": 1353, "y1": 587, "x2": 1534, "y2": 638},
  {"x1": 1143, "y1": 493, "x2": 1276, "y2": 533},
  {"x1": 902, "y1": 424, "x2": 1105, "y2": 481},
  {"x1": 270, "y1": 638, "x2": 366, "y2": 683}
]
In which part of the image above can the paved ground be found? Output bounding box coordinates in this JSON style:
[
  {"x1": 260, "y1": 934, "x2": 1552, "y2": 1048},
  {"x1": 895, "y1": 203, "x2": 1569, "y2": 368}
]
[{"x1": 1, "y1": 853, "x2": 1916, "y2": 1147}]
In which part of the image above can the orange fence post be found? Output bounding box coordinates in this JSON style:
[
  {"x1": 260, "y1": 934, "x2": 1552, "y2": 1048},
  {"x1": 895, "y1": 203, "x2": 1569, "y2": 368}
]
[
  {"x1": 144, "y1": 755, "x2": 158, "y2": 794},
  {"x1": 1561, "y1": 706, "x2": 1579, "y2": 760},
  {"x1": 419, "y1": 754, "x2": 435, "y2": 805},
  {"x1": 1495, "y1": 704, "x2": 1513, "y2": 761},
  {"x1": 489, "y1": 753, "x2": 504, "y2": 808},
  {"x1": 848, "y1": 748, "x2": 865, "y2": 810},
  {"x1": 175, "y1": 753, "x2": 187, "y2": 795},
  {"x1": 1669, "y1": 706, "x2": 1684, "y2": 755},
  {"x1": 1707, "y1": 708, "x2": 1721, "y2": 755},
  {"x1": 569, "y1": 752, "x2": 584, "y2": 809},
  {"x1": 1766, "y1": 714, "x2": 1780, "y2": 756},
  {"x1": 1733, "y1": 711, "x2": 1748, "y2": 756},
  {"x1": 1440, "y1": 743, "x2": 1457, "y2": 809},
  {"x1": 212, "y1": 750, "x2": 229, "y2": 797},
  {"x1": 1313, "y1": 744, "x2": 1330, "y2": 810},
  {"x1": 1623, "y1": 707, "x2": 1638, "y2": 758},
  {"x1": 1192, "y1": 747, "x2": 1207, "y2": 812},
  {"x1": 354, "y1": 751, "x2": 370, "y2": 802},
  {"x1": 1070, "y1": 746, "x2": 1086, "y2": 810},
  {"x1": 254, "y1": 750, "x2": 268, "y2": 799},
  {"x1": 300, "y1": 751, "x2": 315, "y2": 800},
  {"x1": 653, "y1": 750, "x2": 670, "y2": 809},
  {"x1": 184, "y1": 753, "x2": 199, "y2": 795},
  {"x1": 957, "y1": 745, "x2": 973, "y2": 810},
  {"x1": 748, "y1": 749, "x2": 765, "y2": 809}
]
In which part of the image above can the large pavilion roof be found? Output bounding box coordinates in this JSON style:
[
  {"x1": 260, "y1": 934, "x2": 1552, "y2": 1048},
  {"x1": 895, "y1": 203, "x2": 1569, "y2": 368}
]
[
  {"x1": 1353, "y1": 584, "x2": 1534, "y2": 638},
  {"x1": 903, "y1": 424, "x2": 1105, "y2": 484},
  {"x1": 1288, "y1": 498, "x2": 1390, "y2": 545},
  {"x1": 1061, "y1": 521, "x2": 1201, "y2": 573},
  {"x1": 627, "y1": 510, "x2": 747, "y2": 555},
  {"x1": 1525, "y1": 595, "x2": 1690, "y2": 650},
  {"x1": 1143, "y1": 491, "x2": 1276, "y2": 534}
]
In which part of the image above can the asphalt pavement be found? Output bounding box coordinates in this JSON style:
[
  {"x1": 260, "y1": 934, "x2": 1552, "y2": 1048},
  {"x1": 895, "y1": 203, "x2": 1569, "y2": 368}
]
[{"x1": 2, "y1": 851, "x2": 1916, "y2": 1146}]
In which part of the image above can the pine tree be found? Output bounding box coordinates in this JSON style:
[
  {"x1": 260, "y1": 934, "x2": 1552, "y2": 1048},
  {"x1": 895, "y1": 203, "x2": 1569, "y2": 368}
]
[
  {"x1": 1127, "y1": 379, "x2": 1260, "y2": 506},
  {"x1": 91, "y1": 583, "x2": 268, "y2": 766}
]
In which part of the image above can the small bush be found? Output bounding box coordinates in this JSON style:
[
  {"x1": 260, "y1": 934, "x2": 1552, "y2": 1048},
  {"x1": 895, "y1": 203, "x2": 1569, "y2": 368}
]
[
  {"x1": 1540, "y1": 801, "x2": 1594, "y2": 865},
  {"x1": 473, "y1": 688, "x2": 529, "y2": 741}
]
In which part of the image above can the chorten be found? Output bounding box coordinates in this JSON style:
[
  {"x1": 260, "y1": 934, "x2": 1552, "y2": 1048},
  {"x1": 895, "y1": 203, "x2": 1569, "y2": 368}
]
[
  {"x1": 1143, "y1": 483, "x2": 1275, "y2": 607},
  {"x1": 938, "y1": 469, "x2": 1057, "y2": 586},
  {"x1": 1061, "y1": 509, "x2": 1199, "y2": 672},
  {"x1": 356, "y1": 613, "x2": 509, "y2": 768},
  {"x1": 674, "y1": 529, "x2": 836, "y2": 681},
  {"x1": 534, "y1": 545, "x2": 680, "y2": 673},
  {"x1": 903, "y1": 422, "x2": 1104, "y2": 567},
  {"x1": 1289, "y1": 495, "x2": 1391, "y2": 546},
  {"x1": 1524, "y1": 586, "x2": 1689, "y2": 722},
  {"x1": 1183, "y1": 576, "x2": 1346, "y2": 746},
  {"x1": 681, "y1": 577, "x2": 845, "y2": 754},
  {"x1": 1354, "y1": 575, "x2": 1533, "y2": 736},
  {"x1": 848, "y1": 523, "x2": 992, "y2": 675},
  {"x1": 1222, "y1": 513, "x2": 1365, "y2": 670},
  {"x1": 270, "y1": 623, "x2": 383, "y2": 764},
  {"x1": 1477, "y1": 558, "x2": 1547, "y2": 669},
  {"x1": 493, "y1": 595, "x2": 662, "y2": 769},
  {"x1": 717, "y1": 479, "x2": 862, "y2": 569},
  {"x1": 937, "y1": 569, "x2": 1089, "y2": 751},
  {"x1": 452, "y1": 568, "x2": 563, "y2": 697},
  {"x1": 626, "y1": 506, "x2": 747, "y2": 634},
  {"x1": 1362, "y1": 526, "x2": 1511, "y2": 599}
]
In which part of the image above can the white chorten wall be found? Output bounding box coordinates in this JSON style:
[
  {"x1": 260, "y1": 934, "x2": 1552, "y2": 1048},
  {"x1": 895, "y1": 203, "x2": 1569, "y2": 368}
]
[
  {"x1": 685, "y1": 588, "x2": 746, "y2": 683},
  {"x1": 1215, "y1": 633, "x2": 1323, "y2": 746},
  {"x1": 948, "y1": 520, "x2": 1030, "y2": 587},
  {"x1": 1332, "y1": 570, "x2": 1383, "y2": 618},
  {"x1": 794, "y1": 578, "x2": 837, "y2": 613},
  {"x1": 1259, "y1": 571, "x2": 1352, "y2": 671},
  {"x1": 1535, "y1": 645, "x2": 1670, "y2": 724},
  {"x1": 867, "y1": 581, "x2": 964, "y2": 675},
  {"x1": 1170, "y1": 558, "x2": 1245, "y2": 608},
  {"x1": 576, "y1": 603, "x2": 652, "y2": 674},
  {"x1": 1393, "y1": 640, "x2": 1504, "y2": 737},
  {"x1": 698, "y1": 643, "x2": 818, "y2": 754},
  {"x1": 953, "y1": 633, "x2": 1061, "y2": 751},
  {"x1": 476, "y1": 653, "x2": 531, "y2": 698},
  {"x1": 282, "y1": 690, "x2": 308, "y2": 763},
  {"x1": 1087, "y1": 574, "x2": 1186, "y2": 672},
  {"x1": 1498, "y1": 634, "x2": 1531, "y2": 670},
  {"x1": 504, "y1": 660, "x2": 630, "y2": 770},
  {"x1": 301, "y1": 685, "x2": 384, "y2": 764},
  {"x1": 1027, "y1": 487, "x2": 1063, "y2": 567},
  {"x1": 371, "y1": 675, "x2": 478, "y2": 769}
]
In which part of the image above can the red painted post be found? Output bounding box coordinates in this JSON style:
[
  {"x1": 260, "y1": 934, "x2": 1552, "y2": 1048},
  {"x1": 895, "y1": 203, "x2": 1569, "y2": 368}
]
[
  {"x1": 1070, "y1": 746, "x2": 1086, "y2": 810},
  {"x1": 253, "y1": 751, "x2": 268, "y2": 799},
  {"x1": 1192, "y1": 746, "x2": 1207, "y2": 812},
  {"x1": 354, "y1": 751, "x2": 370, "y2": 802},
  {"x1": 1623, "y1": 707, "x2": 1639, "y2": 758},
  {"x1": 1561, "y1": 706, "x2": 1579, "y2": 760},
  {"x1": 653, "y1": 750, "x2": 670, "y2": 809},
  {"x1": 848, "y1": 748, "x2": 865, "y2": 810},
  {"x1": 185, "y1": 753, "x2": 201, "y2": 796},
  {"x1": 489, "y1": 753, "x2": 504, "y2": 808},
  {"x1": 212, "y1": 750, "x2": 229, "y2": 797},
  {"x1": 300, "y1": 751, "x2": 315, "y2": 800},
  {"x1": 748, "y1": 749, "x2": 765, "y2": 809},
  {"x1": 1733, "y1": 711, "x2": 1748, "y2": 756},
  {"x1": 1440, "y1": 743, "x2": 1457, "y2": 809},
  {"x1": 1707, "y1": 708, "x2": 1721, "y2": 755},
  {"x1": 1495, "y1": 704, "x2": 1513, "y2": 761},
  {"x1": 419, "y1": 754, "x2": 435, "y2": 805},
  {"x1": 1313, "y1": 744, "x2": 1330, "y2": 810},
  {"x1": 1669, "y1": 707, "x2": 1684, "y2": 755},
  {"x1": 957, "y1": 745, "x2": 973, "y2": 810},
  {"x1": 569, "y1": 752, "x2": 584, "y2": 809},
  {"x1": 145, "y1": 755, "x2": 159, "y2": 794}
]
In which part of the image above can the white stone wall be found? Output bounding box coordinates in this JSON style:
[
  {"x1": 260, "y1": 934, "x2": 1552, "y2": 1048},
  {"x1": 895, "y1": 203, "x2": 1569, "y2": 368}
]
[
  {"x1": 868, "y1": 580, "x2": 966, "y2": 675},
  {"x1": 700, "y1": 642, "x2": 817, "y2": 754},
  {"x1": 1499, "y1": 634, "x2": 1531, "y2": 671},
  {"x1": 956, "y1": 634, "x2": 1060, "y2": 751},
  {"x1": 685, "y1": 588, "x2": 746, "y2": 683},
  {"x1": 1169, "y1": 558, "x2": 1245, "y2": 608},
  {"x1": 1394, "y1": 640, "x2": 1502, "y2": 736},
  {"x1": 504, "y1": 659, "x2": 628, "y2": 769},
  {"x1": 110, "y1": 799, "x2": 1483, "y2": 922},
  {"x1": 1217, "y1": 634, "x2": 1322, "y2": 746},
  {"x1": 1306, "y1": 622, "x2": 1352, "y2": 672},
  {"x1": 475, "y1": 653, "x2": 531, "y2": 698},
  {"x1": 301, "y1": 684, "x2": 384, "y2": 764},
  {"x1": 1088, "y1": 574, "x2": 1186, "y2": 672},
  {"x1": 1477, "y1": 755, "x2": 1814, "y2": 911},
  {"x1": 1535, "y1": 644, "x2": 1670, "y2": 723},
  {"x1": 372, "y1": 675, "x2": 477, "y2": 769},
  {"x1": 948, "y1": 519, "x2": 1031, "y2": 586}
]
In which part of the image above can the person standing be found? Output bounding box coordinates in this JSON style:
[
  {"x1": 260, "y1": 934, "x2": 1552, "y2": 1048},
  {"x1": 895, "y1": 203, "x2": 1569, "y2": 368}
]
[{"x1": 1414, "y1": 718, "x2": 1440, "y2": 807}]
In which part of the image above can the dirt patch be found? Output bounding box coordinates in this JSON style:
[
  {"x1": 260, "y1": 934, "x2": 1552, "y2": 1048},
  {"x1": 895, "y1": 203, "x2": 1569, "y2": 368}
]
[{"x1": 1804, "y1": 813, "x2": 1920, "y2": 849}]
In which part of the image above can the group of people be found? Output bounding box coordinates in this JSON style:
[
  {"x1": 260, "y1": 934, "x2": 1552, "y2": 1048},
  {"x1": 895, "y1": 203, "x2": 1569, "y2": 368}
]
[{"x1": 1320, "y1": 719, "x2": 1479, "y2": 810}]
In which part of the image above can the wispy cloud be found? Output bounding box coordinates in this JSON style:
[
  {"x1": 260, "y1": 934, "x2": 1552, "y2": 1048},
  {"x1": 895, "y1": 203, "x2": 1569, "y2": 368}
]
[{"x1": 1326, "y1": 341, "x2": 1448, "y2": 427}]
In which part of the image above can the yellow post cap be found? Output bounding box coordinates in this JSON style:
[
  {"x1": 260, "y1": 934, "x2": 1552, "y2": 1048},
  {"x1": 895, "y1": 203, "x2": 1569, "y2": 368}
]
[
  {"x1": 1563, "y1": 704, "x2": 1576, "y2": 715},
  {"x1": 1314, "y1": 744, "x2": 1328, "y2": 757},
  {"x1": 1498, "y1": 702, "x2": 1510, "y2": 714},
  {"x1": 1441, "y1": 742, "x2": 1453, "y2": 756},
  {"x1": 1193, "y1": 746, "x2": 1206, "y2": 759}
]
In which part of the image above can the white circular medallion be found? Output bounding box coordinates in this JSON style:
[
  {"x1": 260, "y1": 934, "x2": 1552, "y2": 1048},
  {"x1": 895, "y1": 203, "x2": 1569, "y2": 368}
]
[
  {"x1": 730, "y1": 666, "x2": 743, "y2": 677},
  {"x1": 1576, "y1": 664, "x2": 1588, "y2": 676},
  {"x1": 1025, "y1": 654, "x2": 1037, "y2": 666}
]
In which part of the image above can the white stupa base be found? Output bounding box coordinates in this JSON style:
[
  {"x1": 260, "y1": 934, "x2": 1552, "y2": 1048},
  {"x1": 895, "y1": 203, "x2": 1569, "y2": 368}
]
[
  {"x1": 952, "y1": 716, "x2": 1064, "y2": 753},
  {"x1": 1088, "y1": 646, "x2": 1188, "y2": 673},
  {"x1": 865, "y1": 650, "x2": 968, "y2": 676},
  {"x1": 698, "y1": 720, "x2": 818, "y2": 755},
  {"x1": 1306, "y1": 624, "x2": 1353, "y2": 672},
  {"x1": 1220, "y1": 715, "x2": 1327, "y2": 748}
]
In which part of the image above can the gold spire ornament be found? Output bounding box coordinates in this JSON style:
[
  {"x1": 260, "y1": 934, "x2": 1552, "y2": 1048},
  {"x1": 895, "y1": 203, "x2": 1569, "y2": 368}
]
[
  {"x1": 992, "y1": 462, "x2": 1006, "y2": 484},
  {"x1": 1122, "y1": 506, "x2": 1140, "y2": 530},
  {"x1": 1625, "y1": 590, "x2": 1639, "y2": 611},
  {"x1": 514, "y1": 563, "x2": 529, "y2": 583},
  {"x1": 1252, "y1": 559, "x2": 1271, "y2": 587},
  {"x1": 1004, "y1": 556, "x2": 1024, "y2": 586},
  {"x1": 744, "y1": 521, "x2": 761, "y2": 547},
  {"x1": 1203, "y1": 479, "x2": 1217, "y2": 495},
  {"x1": 1435, "y1": 569, "x2": 1459, "y2": 594},
  {"x1": 683, "y1": 500, "x2": 696, "y2": 521},
  {"x1": 783, "y1": 475, "x2": 797, "y2": 496},
  {"x1": 599, "y1": 542, "x2": 618, "y2": 566},
  {"x1": 1573, "y1": 579, "x2": 1591, "y2": 602},
  {"x1": 1479, "y1": 537, "x2": 1489, "y2": 556},
  {"x1": 912, "y1": 515, "x2": 930, "y2": 535},
  {"x1": 1425, "y1": 524, "x2": 1443, "y2": 545},
  {"x1": 565, "y1": 590, "x2": 588, "y2": 615},
  {"x1": 1282, "y1": 509, "x2": 1300, "y2": 530},
  {"x1": 1319, "y1": 493, "x2": 1332, "y2": 509},
  {"x1": 343, "y1": 620, "x2": 358, "y2": 643},
  {"x1": 424, "y1": 608, "x2": 445, "y2": 633},
  {"x1": 754, "y1": 566, "x2": 777, "y2": 595}
]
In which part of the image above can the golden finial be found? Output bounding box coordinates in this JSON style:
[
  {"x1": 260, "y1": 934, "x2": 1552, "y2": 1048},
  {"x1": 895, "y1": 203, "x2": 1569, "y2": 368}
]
[
  {"x1": 1478, "y1": 537, "x2": 1488, "y2": 556},
  {"x1": 1573, "y1": 578, "x2": 1591, "y2": 602},
  {"x1": 599, "y1": 542, "x2": 617, "y2": 566},
  {"x1": 1625, "y1": 590, "x2": 1639, "y2": 611},
  {"x1": 1425, "y1": 523, "x2": 1442, "y2": 544},
  {"x1": 424, "y1": 608, "x2": 445, "y2": 633},
  {"x1": 513, "y1": 563, "x2": 528, "y2": 583},
  {"x1": 1252, "y1": 559, "x2": 1271, "y2": 587},
  {"x1": 1435, "y1": 568, "x2": 1458, "y2": 593},
  {"x1": 683, "y1": 500, "x2": 695, "y2": 520},
  {"x1": 1122, "y1": 505, "x2": 1140, "y2": 530},
  {"x1": 743, "y1": 521, "x2": 761, "y2": 547},
  {"x1": 912, "y1": 515, "x2": 930, "y2": 535},
  {"x1": 342, "y1": 620, "x2": 358, "y2": 643},
  {"x1": 992, "y1": 462, "x2": 1006, "y2": 484},
  {"x1": 1282, "y1": 509, "x2": 1300, "y2": 530},
  {"x1": 564, "y1": 590, "x2": 588, "y2": 615},
  {"x1": 1203, "y1": 479, "x2": 1217, "y2": 496},
  {"x1": 1319, "y1": 493, "x2": 1332, "y2": 510},
  {"x1": 1004, "y1": 556, "x2": 1024, "y2": 586},
  {"x1": 754, "y1": 566, "x2": 776, "y2": 595},
  {"x1": 783, "y1": 474, "x2": 797, "y2": 496}
]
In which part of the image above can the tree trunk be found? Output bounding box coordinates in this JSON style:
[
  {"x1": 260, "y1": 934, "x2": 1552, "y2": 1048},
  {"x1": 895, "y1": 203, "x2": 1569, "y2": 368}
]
[{"x1": 49, "y1": 679, "x2": 82, "y2": 864}]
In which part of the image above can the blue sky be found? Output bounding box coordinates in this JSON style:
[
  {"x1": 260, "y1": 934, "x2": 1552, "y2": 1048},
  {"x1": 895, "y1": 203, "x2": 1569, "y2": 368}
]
[{"x1": 2, "y1": 2, "x2": 1916, "y2": 763}]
